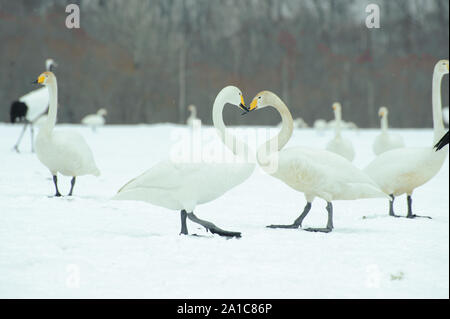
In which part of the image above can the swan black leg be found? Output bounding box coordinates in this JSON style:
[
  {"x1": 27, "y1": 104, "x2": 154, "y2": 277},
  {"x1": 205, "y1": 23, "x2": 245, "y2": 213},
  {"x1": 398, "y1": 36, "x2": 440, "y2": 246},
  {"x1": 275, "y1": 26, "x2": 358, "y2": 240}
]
[
  {"x1": 13, "y1": 122, "x2": 28, "y2": 153},
  {"x1": 267, "y1": 202, "x2": 312, "y2": 229},
  {"x1": 180, "y1": 210, "x2": 188, "y2": 235},
  {"x1": 406, "y1": 195, "x2": 432, "y2": 219},
  {"x1": 68, "y1": 177, "x2": 76, "y2": 196},
  {"x1": 186, "y1": 212, "x2": 241, "y2": 238},
  {"x1": 304, "y1": 202, "x2": 334, "y2": 233},
  {"x1": 389, "y1": 194, "x2": 401, "y2": 217},
  {"x1": 53, "y1": 175, "x2": 62, "y2": 197}
]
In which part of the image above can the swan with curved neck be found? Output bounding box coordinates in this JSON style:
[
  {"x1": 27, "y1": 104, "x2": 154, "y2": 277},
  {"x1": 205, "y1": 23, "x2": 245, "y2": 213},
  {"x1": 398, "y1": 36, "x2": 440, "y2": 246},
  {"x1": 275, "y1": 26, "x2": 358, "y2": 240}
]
[
  {"x1": 34, "y1": 71, "x2": 100, "y2": 196},
  {"x1": 325, "y1": 102, "x2": 355, "y2": 161},
  {"x1": 364, "y1": 59, "x2": 449, "y2": 218},
  {"x1": 249, "y1": 91, "x2": 388, "y2": 233},
  {"x1": 114, "y1": 86, "x2": 253, "y2": 238},
  {"x1": 372, "y1": 106, "x2": 405, "y2": 155}
]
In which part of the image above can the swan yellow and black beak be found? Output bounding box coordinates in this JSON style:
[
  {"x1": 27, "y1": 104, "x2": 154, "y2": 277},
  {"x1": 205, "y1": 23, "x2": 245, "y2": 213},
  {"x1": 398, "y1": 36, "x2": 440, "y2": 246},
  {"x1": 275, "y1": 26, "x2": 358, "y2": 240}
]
[
  {"x1": 242, "y1": 98, "x2": 258, "y2": 115},
  {"x1": 32, "y1": 75, "x2": 46, "y2": 85},
  {"x1": 239, "y1": 95, "x2": 250, "y2": 115}
]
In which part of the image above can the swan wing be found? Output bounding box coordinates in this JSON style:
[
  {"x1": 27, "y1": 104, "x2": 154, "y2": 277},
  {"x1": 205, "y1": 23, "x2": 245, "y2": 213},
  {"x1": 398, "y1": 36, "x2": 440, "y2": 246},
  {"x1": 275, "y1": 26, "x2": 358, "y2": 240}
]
[
  {"x1": 115, "y1": 160, "x2": 254, "y2": 211},
  {"x1": 364, "y1": 147, "x2": 446, "y2": 194},
  {"x1": 82, "y1": 114, "x2": 105, "y2": 125},
  {"x1": 274, "y1": 147, "x2": 386, "y2": 200},
  {"x1": 48, "y1": 131, "x2": 100, "y2": 176}
]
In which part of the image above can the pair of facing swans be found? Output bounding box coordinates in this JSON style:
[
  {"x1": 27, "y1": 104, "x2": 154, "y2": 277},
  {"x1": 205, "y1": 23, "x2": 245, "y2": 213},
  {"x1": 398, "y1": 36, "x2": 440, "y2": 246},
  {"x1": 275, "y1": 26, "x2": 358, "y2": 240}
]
[{"x1": 33, "y1": 60, "x2": 449, "y2": 237}]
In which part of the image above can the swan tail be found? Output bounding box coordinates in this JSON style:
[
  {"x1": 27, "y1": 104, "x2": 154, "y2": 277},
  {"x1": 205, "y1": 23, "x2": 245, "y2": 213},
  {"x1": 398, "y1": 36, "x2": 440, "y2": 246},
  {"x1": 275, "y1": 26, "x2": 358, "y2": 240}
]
[{"x1": 92, "y1": 167, "x2": 101, "y2": 177}]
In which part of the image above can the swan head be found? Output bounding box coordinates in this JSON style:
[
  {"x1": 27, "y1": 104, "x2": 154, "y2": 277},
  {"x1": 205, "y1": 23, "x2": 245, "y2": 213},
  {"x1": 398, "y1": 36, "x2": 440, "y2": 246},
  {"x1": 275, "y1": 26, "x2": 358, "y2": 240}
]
[
  {"x1": 34, "y1": 71, "x2": 56, "y2": 86},
  {"x1": 435, "y1": 60, "x2": 449, "y2": 75},
  {"x1": 220, "y1": 86, "x2": 246, "y2": 113},
  {"x1": 97, "y1": 108, "x2": 107, "y2": 116},
  {"x1": 332, "y1": 102, "x2": 341, "y2": 112},
  {"x1": 248, "y1": 90, "x2": 279, "y2": 111},
  {"x1": 188, "y1": 104, "x2": 196, "y2": 112},
  {"x1": 379, "y1": 106, "x2": 388, "y2": 118},
  {"x1": 45, "y1": 59, "x2": 57, "y2": 71}
]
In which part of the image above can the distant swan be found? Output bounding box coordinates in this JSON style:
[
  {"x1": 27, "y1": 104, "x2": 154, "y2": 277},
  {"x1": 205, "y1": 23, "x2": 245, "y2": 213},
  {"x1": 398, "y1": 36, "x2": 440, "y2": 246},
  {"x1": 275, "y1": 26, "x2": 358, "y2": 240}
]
[
  {"x1": 81, "y1": 108, "x2": 107, "y2": 132},
  {"x1": 278, "y1": 117, "x2": 309, "y2": 129},
  {"x1": 247, "y1": 91, "x2": 387, "y2": 233},
  {"x1": 186, "y1": 104, "x2": 201, "y2": 128},
  {"x1": 372, "y1": 106, "x2": 405, "y2": 155},
  {"x1": 113, "y1": 86, "x2": 254, "y2": 238},
  {"x1": 364, "y1": 60, "x2": 449, "y2": 218},
  {"x1": 325, "y1": 102, "x2": 355, "y2": 161},
  {"x1": 34, "y1": 72, "x2": 100, "y2": 197},
  {"x1": 313, "y1": 119, "x2": 327, "y2": 135}
]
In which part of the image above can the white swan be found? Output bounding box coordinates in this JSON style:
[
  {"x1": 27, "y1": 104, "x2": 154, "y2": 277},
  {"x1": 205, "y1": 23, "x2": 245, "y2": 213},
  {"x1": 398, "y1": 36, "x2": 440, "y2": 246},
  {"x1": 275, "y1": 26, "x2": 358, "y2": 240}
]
[
  {"x1": 313, "y1": 119, "x2": 327, "y2": 135},
  {"x1": 325, "y1": 102, "x2": 355, "y2": 162},
  {"x1": 34, "y1": 72, "x2": 100, "y2": 197},
  {"x1": 10, "y1": 58, "x2": 56, "y2": 152},
  {"x1": 247, "y1": 91, "x2": 388, "y2": 233},
  {"x1": 364, "y1": 59, "x2": 449, "y2": 218},
  {"x1": 81, "y1": 108, "x2": 107, "y2": 132},
  {"x1": 186, "y1": 104, "x2": 201, "y2": 128},
  {"x1": 113, "y1": 86, "x2": 254, "y2": 238},
  {"x1": 372, "y1": 106, "x2": 405, "y2": 155}
]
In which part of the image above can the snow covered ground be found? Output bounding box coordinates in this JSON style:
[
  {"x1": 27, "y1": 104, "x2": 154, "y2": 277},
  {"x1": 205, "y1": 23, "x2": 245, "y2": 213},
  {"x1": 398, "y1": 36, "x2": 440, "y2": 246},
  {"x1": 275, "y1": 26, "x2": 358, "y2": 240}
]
[{"x1": 0, "y1": 123, "x2": 448, "y2": 298}]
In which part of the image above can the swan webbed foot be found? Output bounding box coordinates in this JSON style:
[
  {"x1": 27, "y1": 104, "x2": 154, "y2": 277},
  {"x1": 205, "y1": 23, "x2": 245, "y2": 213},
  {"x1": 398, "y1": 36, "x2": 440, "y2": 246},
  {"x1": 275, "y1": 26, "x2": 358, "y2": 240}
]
[
  {"x1": 304, "y1": 227, "x2": 333, "y2": 233},
  {"x1": 266, "y1": 202, "x2": 312, "y2": 230},
  {"x1": 302, "y1": 202, "x2": 333, "y2": 233},
  {"x1": 406, "y1": 195, "x2": 432, "y2": 220},
  {"x1": 13, "y1": 145, "x2": 20, "y2": 153},
  {"x1": 54, "y1": 192, "x2": 62, "y2": 197},
  {"x1": 406, "y1": 214, "x2": 432, "y2": 219},
  {"x1": 389, "y1": 212, "x2": 402, "y2": 218},
  {"x1": 186, "y1": 212, "x2": 241, "y2": 238},
  {"x1": 206, "y1": 228, "x2": 242, "y2": 238},
  {"x1": 266, "y1": 224, "x2": 300, "y2": 229}
]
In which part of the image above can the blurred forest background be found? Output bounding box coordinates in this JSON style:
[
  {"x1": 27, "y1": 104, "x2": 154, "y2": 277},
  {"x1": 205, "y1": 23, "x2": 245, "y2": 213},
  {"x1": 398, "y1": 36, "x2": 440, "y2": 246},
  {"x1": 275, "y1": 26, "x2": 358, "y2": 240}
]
[{"x1": 0, "y1": 0, "x2": 448, "y2": 127}]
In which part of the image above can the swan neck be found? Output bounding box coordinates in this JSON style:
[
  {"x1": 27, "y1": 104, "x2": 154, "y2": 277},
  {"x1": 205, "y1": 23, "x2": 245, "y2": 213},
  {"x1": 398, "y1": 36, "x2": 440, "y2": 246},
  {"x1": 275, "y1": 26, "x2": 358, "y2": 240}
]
[
  {"x1": 212, "y1": 92, "x2": 250, "y2": 160},
  {"x1": 257, "y1": 94, "x2": 293, "y2": 168},
  {"x1": 43, "y1": 80, "x2": 57, "y2": 133},
  {"x1": 334, "y1": 109, "x2": 342, "y2": 136},
  {"x1": 381, "y1": 114, "x2": 388, "y2": 132},
  {"x1": 432, "y1": 69, "x2": 445, "y2": 144}
]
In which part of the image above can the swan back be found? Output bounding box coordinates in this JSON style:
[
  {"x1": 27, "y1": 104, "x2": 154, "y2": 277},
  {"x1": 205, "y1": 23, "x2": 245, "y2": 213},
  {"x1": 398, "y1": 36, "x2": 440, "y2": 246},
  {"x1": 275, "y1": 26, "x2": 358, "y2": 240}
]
[
  {"x1": 364, "y1": 147, "x2": 447, "y2": 195},
  {"x1": 273, "y1": 147, "x2": 387, "y2": 201},
  {"x1": 326, "y1": 135, "x2": 355, "y2": 161}
]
